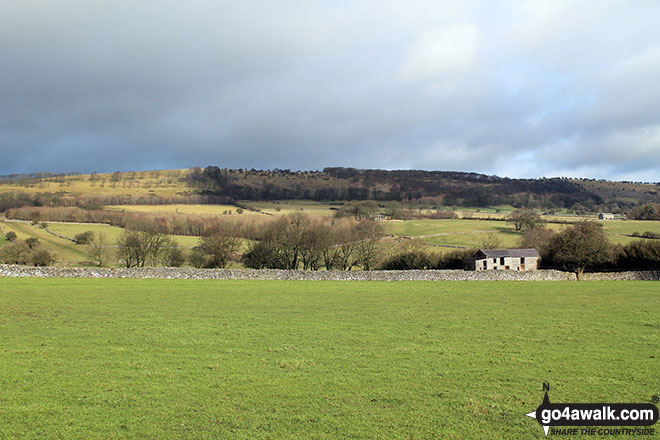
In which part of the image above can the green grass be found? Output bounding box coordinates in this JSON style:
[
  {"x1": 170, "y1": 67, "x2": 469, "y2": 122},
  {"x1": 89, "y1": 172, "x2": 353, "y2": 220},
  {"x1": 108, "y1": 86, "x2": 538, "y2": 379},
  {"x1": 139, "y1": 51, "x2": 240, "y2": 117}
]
[
  {"x1": 242, "y1": 200, "x2": 339, "y2": 216},
  {"x1": 1, "y1": 222, "x2": 90, "y2": 264},
  {"x1": 0, "y1": 279, "x2": 657, "y2": 439},
  {"x1": 600, "y1": 220, "x2": 660, "y2": 236},
  {"x1": 1, "y1": 222, "x2": 249, "y2": 266},
  {"x1": 384, "y1": 219, "x2": 530, "y2": 249},
  {"x1": 46, "y1": 223, "x2": 201, "y2": 249},
  {"x1": 0, "y1": 169, "x2": 192, "y2": 197},
  {"x1": 384, "y1": 219, "x2": 660, "y2": 249},
  {"x1": 105, "y1": 204, "x2": 262, "y2": 216},
  {"x1": 384, "y1": 219, "x2": 505, "y2": 237},
  {"x1": 46, "y1": 222, "x2": 127, "y2": 243}
]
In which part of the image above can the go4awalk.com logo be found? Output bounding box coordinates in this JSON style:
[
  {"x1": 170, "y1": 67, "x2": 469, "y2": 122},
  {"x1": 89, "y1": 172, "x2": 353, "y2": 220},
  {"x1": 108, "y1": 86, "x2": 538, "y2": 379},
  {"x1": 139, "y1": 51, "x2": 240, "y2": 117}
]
[{"x1": 525, "y1": 384, "x2": 659, "y2": 437}]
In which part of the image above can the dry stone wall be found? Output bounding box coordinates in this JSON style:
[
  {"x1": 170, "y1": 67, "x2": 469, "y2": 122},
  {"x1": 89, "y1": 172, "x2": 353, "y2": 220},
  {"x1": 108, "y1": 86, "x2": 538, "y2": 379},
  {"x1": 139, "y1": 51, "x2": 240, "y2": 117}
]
[{"x1": 1, "y1": 265, "x2": 658, "y2": 281}]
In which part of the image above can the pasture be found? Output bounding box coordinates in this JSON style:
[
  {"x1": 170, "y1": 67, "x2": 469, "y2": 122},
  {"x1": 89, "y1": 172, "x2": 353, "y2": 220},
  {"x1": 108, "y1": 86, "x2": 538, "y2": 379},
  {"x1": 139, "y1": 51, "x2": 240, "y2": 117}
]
[
  {"x1": 242, "y1": 200, "x2": 341, "y2": 216},
  {"x1": 0, "y1": 169, "x2": 191, "y2": 197},
  {"x1": 0, "y1": 279, "x2": 657, "y2": 439},
  {"x1": 104, "y1": 204, "x2": 262, "y2": 217},
  {"x1": 0, "y1": 222, "x2": 203, "y2": 266},
  {"x1": 383, "y1": 218, "x2": 660, "y2": 249},
  {"x1": 0, "y1": 222, "x2": 90, "y2": 265}
]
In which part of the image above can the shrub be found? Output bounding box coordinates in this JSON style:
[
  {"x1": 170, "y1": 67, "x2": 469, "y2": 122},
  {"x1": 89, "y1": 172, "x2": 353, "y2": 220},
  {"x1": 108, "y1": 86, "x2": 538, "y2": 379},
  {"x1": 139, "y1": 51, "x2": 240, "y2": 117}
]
[
  {"x1": 618, "y1": 240, "x2": 660, "y2": 269},
  {"x1": 0, "y1": 241, "x2": 31, "y2": 264},
  {"x1": 5, "y1": 231, "x2": 17, "y2": 241},
  {"x1": 25, "y1": 237, "x2": 40, "y2": 249},
  {"x1": 434, "y1": 249, "x2": 477, "y2": 269},
  {"x1": 518, "y1": 226, "x2": 556, "y2": 251},
  {"x1": 380, "y1": 249, "x2": 431, "y2": 270},
  {"x1": 165, "y1": 246, "x2": 186, "y2": 267},
  {"x1": 73, "y1": 231, "x2": 95, "y2": 245},
  {"x1": 31, "y1": 249, "x2": 55, "y2": 266},
  {"x1": 189, "y1": 248, "x2": 208, "y2": 268},
  {"x1": 428, "y1": 210, "x2": 458, "y2": 219}
]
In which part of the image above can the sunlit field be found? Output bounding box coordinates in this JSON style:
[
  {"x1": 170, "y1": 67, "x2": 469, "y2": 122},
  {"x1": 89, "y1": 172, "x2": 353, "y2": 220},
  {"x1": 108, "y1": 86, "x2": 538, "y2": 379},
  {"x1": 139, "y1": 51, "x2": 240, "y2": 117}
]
[{"x1": 0, "y1": 279, "x2": 657, "y2": 439}]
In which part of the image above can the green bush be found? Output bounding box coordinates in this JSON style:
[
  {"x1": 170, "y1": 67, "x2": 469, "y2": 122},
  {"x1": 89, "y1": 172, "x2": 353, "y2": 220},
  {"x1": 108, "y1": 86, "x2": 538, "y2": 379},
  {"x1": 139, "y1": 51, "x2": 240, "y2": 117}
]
[
  {"x1": 25, "y1": 237, "x2": 40, "y2": 249},
  {"x1": 32, "y1": 249, "x2": 55, "y2": 267},
  {"x1": 0, "y1": 241, "x2": 31, "y2": 264},
  {"x1": 165, "y1": 247, "x2": 186, "y2": 267},
  {"x1": 434, "y1": 249, "x2": 477, "y2": 269},
  {"x1": 380, "y1": 249, "x2": 431, "y2": 270},
  {"x1": 74, "y1": 231, "x2": 95, "y2": 245}
]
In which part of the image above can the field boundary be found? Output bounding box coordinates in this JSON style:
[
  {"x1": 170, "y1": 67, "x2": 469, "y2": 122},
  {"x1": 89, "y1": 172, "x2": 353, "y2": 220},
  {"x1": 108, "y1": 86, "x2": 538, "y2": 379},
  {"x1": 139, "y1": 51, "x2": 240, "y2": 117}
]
[{"x1": 1, "y1": 265, "x2": 658, "y2": 281}]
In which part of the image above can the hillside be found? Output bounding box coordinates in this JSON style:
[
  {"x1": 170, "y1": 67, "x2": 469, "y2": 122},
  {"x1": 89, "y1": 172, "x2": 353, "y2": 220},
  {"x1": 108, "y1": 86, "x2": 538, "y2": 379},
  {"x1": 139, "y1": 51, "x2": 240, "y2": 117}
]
[
  {"x1": 3, "y1": 166, "x2": 660, "y2": 268},
  {"x1": 193, "y1": 167, "x2": 660, "y2": 212},
  {"x1": 3, "y1": 167, "x2": 658, "y2": 213}
]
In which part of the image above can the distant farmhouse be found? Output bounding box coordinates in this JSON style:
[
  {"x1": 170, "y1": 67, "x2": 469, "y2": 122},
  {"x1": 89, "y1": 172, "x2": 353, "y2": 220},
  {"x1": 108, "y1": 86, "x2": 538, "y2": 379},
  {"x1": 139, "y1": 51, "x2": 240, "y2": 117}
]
[
  {"x1": 598, "y1": 213, "x2": 615, "y2": 220},
  {"x1": 464, "y1": 249, "x2": 540, "y2": 271}
]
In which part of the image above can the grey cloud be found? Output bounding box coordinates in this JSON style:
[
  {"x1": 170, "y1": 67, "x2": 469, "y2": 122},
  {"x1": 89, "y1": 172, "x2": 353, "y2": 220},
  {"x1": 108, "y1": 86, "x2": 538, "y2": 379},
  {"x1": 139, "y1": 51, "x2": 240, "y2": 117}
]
[{"x1": 1, "y1": 0, "x2": 660, "y2": 181}]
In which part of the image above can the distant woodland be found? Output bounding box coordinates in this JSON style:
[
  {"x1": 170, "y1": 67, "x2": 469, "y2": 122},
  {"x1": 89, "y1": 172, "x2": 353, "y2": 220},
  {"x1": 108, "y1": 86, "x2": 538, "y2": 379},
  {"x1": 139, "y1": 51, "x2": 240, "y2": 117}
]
[
  {"x1": 1, "y1": 166, "x2": 659, "y2": 215},
  {"x1": 189, "y1": 166, "x2": 660, "y2": 213}
]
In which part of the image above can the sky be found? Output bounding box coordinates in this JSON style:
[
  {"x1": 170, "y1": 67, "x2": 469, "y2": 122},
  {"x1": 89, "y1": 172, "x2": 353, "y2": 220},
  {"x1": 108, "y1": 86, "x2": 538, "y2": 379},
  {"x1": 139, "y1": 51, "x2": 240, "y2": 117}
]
[{"x1": 1, "y1": 0, "x2": 660, "y2": 181}]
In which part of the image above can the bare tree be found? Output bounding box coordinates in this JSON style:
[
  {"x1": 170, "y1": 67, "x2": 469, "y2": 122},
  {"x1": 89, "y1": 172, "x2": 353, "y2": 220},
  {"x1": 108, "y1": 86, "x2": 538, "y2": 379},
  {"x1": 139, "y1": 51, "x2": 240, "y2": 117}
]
[
  {"x1": 89, "y1": 232, "x2": 111, "y2": 267},
  {"x1": 299, "y1": 219, "x2": 325, "y2": 270},
  {"x1": 116, "y1": 228, "x2": 173, "y2": 268},
  {"x1": 475, "y1": 232, "x2": 502, "y2": 250},
  {"x1": 335, "y1": 223, "x2": 360, "y2": 271},
  {"x1": 354, "y1": 220, "x2": 383, "y2": 270},
  {"x1": 507, "y1": 210, "x2": 542, "y2": 232},
  {"x1": 199, "y1": 224, "x2": 242, "y2": 268}
]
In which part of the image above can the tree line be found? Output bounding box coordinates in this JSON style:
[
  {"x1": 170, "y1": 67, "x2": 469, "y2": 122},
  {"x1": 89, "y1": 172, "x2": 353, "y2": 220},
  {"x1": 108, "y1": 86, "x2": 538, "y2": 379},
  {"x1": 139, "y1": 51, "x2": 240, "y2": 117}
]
[
  {"x1": 192, "y1": 166, "x2": 617, "y2": 210},
  {"x1": 627, "y1": 203, "x2": 660, "y2": 220},
  {"x1": 0, "y1": 191, "x2": 232, "y2": 213},
  {"x1": 4, "y1": 207, "x2": 266, "y2": 238}
]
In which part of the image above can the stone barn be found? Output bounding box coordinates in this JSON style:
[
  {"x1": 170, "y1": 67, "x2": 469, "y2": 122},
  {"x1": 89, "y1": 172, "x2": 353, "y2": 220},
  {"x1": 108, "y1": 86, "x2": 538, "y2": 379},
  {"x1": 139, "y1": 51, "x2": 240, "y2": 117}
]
[
  {"x1": 464, "y1": 249, "x2": 540, "y2": 271},
  {"x1": 598, "y1": 213, "x2": 615, "y2": 220}
]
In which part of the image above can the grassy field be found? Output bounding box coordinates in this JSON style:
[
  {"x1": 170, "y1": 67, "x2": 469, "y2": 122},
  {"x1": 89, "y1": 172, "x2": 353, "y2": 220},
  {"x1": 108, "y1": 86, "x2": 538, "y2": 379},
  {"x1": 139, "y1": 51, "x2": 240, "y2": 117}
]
[
  {"x1": 0, "y1": 222, "x2": 205, "y2": 265},
  {"x1": 45, "y1": 222, "x2": 203, "y2": 249},
  {"x1": 105, "y1": 204, "x2": 262, "y2": 217},
  {"x1": 383, "y1": 218, "x2": 660, "y2": 249},
  {"x1": 242, "y1": 200, "x2": 340, "y2": 216},
  {"x1": 0, "y1": 169, "x2": 192, "y2": 197},
  {"x1": 4, "y1": 214, "x2": 660, "y2": 266},
  {"x1": 0, "y1": 279, "x2": 657, "y2": 439},
  {"x1": 1, "y1": 222, "x2": 91, "y2": 264}
]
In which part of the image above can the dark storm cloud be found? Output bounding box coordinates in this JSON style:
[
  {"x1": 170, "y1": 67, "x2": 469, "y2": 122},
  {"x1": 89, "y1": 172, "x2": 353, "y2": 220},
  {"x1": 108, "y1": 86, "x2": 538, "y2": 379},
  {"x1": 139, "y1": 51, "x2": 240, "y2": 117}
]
[{"x1": 1, "y1": 0, "x2": 660, "y2": 180}]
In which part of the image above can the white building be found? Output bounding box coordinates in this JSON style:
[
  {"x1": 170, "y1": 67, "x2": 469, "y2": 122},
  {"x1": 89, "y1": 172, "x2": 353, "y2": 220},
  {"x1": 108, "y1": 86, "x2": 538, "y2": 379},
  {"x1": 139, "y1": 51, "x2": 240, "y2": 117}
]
[{"x1": 464, "y1": 249, "x2": 540, "y2": 271}]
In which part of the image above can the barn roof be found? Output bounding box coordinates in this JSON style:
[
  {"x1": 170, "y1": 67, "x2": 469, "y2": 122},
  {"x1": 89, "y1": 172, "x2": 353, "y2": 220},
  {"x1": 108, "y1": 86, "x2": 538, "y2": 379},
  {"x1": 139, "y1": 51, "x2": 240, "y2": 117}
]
[{"x1": 476, "y1": 248, "x2": 540, "y2": 258}]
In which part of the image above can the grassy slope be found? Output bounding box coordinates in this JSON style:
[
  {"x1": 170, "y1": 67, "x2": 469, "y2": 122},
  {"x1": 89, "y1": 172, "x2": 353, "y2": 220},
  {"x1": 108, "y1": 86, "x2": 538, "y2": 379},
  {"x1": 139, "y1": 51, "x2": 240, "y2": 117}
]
[
  {"x1": 105, "y1": 204, "x2": 261, "y2": 216},
  {"x1": 384, "y1": 219, "x2": 660, "y2": 249},
  {"x1": 242, "y1": 200, "x2": 340, "y2": 216},
  {"x1": 5, "y1": 217, "x2": 659, "y2": 264},
  {"x1": 0, "y1": 279, "x2": 657, "y2": 439},
  {"x1": 1, "y1": 222, "x2": 90, "y2": 264},
  {"x1": 45, "y1": 222, "x2": 201, "y2": 248},
  {"x1": 0, "y1": 169, "x2": 192, "y2": 197}
]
